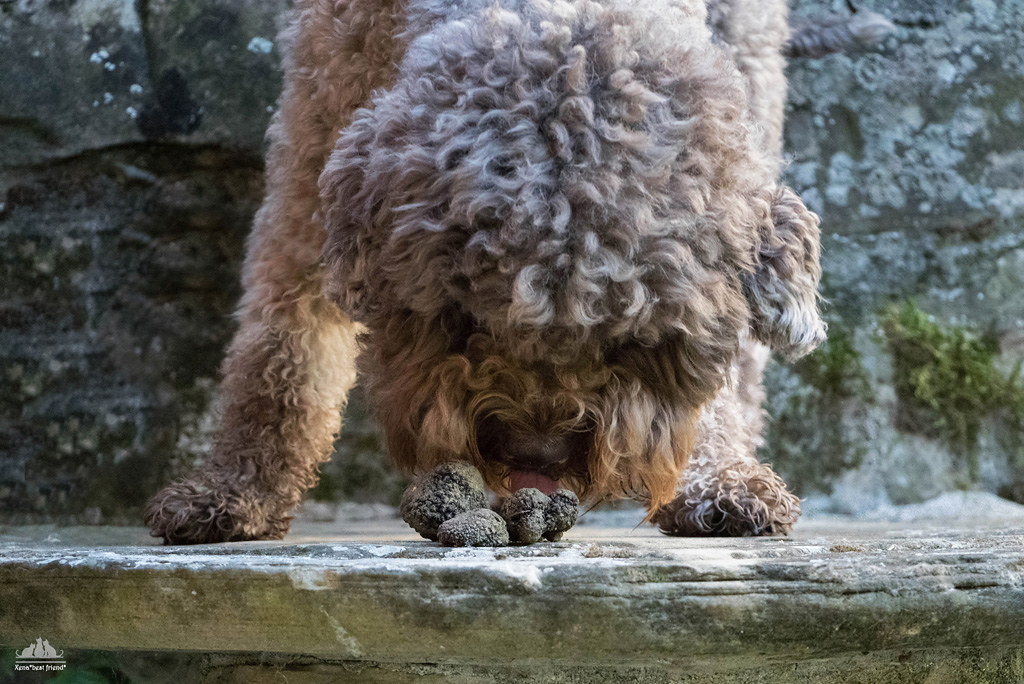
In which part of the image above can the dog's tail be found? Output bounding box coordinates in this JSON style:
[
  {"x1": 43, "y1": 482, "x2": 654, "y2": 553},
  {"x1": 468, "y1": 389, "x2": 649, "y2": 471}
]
[{"x1": 786, "y1": 10, "x2": 894, "y2": 59}]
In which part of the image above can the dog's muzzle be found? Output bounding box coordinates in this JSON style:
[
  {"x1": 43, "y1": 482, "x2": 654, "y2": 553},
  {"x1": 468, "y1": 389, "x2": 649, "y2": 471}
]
[
  {"x1": 476, "y1": 416, "x2": 588, "y2": 493},
  {"x1": 503, "y1": 431, "x2": 576, "y2": 470}
]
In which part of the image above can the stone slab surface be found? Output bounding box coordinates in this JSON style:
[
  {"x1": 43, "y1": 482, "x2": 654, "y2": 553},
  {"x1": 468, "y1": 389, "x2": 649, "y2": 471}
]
[{"x1": 1, "y1": 517, "x2": 1024, "y2": 681}]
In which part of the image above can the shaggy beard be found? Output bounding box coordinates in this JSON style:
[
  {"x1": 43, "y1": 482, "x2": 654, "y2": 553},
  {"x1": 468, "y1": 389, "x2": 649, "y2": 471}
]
[{"x1": 360, "y1": 318, "x2": 709, "y2": 517}]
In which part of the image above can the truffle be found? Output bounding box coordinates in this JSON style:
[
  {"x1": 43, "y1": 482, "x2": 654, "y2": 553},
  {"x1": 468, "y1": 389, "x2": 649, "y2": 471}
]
[
  {"x1": 437, "y1": 509, "x2": 511, "y2": 547},
  {"x1": 500, "y1": 488, "x2": 580, "y2": 543},
  {"x1": 401, "y1": 463, "x2": 581, "y2": 546},
  {"x1": 400, "y1": 462, "x2": 488, "y2": 540}
]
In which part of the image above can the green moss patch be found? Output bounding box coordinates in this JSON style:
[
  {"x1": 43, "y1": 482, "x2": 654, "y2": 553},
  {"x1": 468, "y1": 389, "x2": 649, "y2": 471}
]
[
  {"x1": 795, "y1": 325, "x2": 872, "y2": 400},
  {"x1": 881, "y1": 301, "x2": 1024, "y2": 477}
]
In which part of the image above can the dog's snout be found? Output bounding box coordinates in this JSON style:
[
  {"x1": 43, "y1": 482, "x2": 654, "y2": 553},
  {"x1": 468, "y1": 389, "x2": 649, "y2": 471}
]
[
  {"x1": 506, "y1": 432, "x2": 575, "y2": 470},
  {"x1": 477, "y1": 416, "x2": 587, "y2": 472}
]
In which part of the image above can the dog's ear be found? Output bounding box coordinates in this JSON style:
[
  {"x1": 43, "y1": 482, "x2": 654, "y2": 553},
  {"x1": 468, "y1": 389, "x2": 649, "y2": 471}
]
[{"x1": 743, "y1": 186, "x2": 826, "y2": 359}]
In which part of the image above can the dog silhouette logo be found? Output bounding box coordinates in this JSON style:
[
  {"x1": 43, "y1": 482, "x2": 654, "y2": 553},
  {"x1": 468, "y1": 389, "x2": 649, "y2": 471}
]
[{"x1": 13, "y1": 637, "x2": 66, "y2": 672}]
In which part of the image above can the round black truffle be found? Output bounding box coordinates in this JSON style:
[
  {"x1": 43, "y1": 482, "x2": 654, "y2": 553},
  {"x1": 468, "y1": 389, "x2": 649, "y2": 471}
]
[
  {"x1": 543, "y1": 489, "x2": 580, "y2": 541},
  {"x1": 500, "y1": 488, "x2": 549, "y2": 543},
  {"x1": 500, "y1": 487, "x2": 580, "y2": 543},
  {"x1": 400, "y1": 462, "x2": 488, "y2": 540},
  {"x1": 437, "y1": 509, "x2": 511, "y2": 547}
]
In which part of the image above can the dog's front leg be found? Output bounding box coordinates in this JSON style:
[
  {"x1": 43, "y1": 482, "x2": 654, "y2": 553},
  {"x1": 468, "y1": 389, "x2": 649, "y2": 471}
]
[
  {"x1": 144, "y1": 0, "x2": 406, "y2": 543},
  {"x1": 143, "y1": 107, "x2": 363, "y2": 543},
  {"x1": 654, "y1": 358, "x2": 800, "y2": 537},
  {"x1": 144, "y1": 290, "x2": 360, "y2": 544}
]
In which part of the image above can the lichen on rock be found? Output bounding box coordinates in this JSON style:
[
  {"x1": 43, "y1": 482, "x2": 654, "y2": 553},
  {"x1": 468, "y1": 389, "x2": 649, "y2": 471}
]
[{"x1": 764, "y1": 0, "x2": 1024, "y2": 512}]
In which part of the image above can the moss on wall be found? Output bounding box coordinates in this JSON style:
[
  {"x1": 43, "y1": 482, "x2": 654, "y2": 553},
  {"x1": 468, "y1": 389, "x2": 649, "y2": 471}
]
[
  {"x1": 795, "y1": 324, "x2": 872, "y2": 401},
  {"x1": 880, "y1": 301, "x2": 1024, "y2": 479}
]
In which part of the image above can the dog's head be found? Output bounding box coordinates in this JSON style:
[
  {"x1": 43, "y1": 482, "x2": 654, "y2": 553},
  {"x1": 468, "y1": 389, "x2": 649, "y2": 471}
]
[
  {"x1": 321, "y1": 0, "x2": 824, "y2": 508},
  {"x1": 362, "y1": 323, "x2": 701, "y2": 511}
]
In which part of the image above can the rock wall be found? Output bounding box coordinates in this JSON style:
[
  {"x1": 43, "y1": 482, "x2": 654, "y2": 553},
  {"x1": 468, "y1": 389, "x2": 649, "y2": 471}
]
[
  {"x1": 1, "y1": 0, "x2": 1022, "y2": 522},
  {"x1": 771, "y1": 0, "x2": 1024, "y2": 513},
  {"x1": 1, "y1": 0, "x2": 283, "y2": 523},
  {"x1": 0, "y1": 0, "x2": 400, "y2": 524}
]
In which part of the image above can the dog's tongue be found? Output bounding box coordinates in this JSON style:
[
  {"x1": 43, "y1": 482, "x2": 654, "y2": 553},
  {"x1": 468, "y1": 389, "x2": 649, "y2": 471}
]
[{"x1": 510, "y1": 471, "x2": 560, "y2": 495}]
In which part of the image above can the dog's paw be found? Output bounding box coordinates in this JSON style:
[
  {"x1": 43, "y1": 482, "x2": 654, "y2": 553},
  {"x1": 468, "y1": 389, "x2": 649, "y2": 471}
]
[
  {"x1": 144, "y1": 479, "x2": 288, "y2": 545},
  {"x1": 654, "y1": 464, "x2": 800, "y2": 537}
]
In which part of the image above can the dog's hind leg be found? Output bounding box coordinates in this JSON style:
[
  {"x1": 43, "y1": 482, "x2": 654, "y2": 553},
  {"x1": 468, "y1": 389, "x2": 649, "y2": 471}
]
[
  {"x1": 144, "y1": 0, "x2": 407, "y2": 544},
  {"x1": 654, "y1": 340, "x2": 801, "y2": 537}
]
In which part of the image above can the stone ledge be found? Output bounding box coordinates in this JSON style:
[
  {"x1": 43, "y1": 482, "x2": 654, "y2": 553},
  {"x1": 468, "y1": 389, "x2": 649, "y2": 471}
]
[{"x1": 1, "y1": 519, "x2": 1024, "y2": 682}]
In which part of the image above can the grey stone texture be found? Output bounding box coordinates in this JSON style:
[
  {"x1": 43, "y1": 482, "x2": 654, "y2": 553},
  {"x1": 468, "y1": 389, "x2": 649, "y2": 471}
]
[
  {"x1": 769, "y1": 0, "x2": 1024, "y2": 513},
  {"x1": 1, "y1": 517, "x2": 1024, "y2": 682},
  {"x1": 2, "y1": 0, "x2": 1023, "y2": 522},
  {"x1": 0, "y1": 0, "x2": 399, "y2": 524}
]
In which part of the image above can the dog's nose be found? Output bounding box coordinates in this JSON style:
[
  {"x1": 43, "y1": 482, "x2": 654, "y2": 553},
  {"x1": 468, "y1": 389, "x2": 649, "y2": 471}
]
[{"x1": 505, "y1": 432, "x2": 575, "y2": 470}]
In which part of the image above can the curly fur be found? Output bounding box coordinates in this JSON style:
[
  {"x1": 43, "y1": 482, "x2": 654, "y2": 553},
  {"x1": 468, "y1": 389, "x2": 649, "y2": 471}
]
[
  {"x1": 654, "y1": 338, "x2": 801, "y2": 536},
  {"x1": 146, "y1": 0, "x2": 824, "y2": 544},
  {"x1": 145, "y1": 0, "x2": 407, "y2": 544},
  {"x1": 746, "y1": 185, "x2": 826, "y2": 358}
]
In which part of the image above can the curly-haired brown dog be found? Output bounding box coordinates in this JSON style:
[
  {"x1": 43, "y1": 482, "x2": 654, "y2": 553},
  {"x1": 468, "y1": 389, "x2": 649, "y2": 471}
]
[{"x1": 145, "y1": 0, "x2": 825, "y2": 544}]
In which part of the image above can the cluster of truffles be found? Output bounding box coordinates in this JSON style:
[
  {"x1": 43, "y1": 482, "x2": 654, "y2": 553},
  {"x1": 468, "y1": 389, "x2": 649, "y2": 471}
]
[{"x1": 399, "y1": 462, "x2": 579, "y2": 547}]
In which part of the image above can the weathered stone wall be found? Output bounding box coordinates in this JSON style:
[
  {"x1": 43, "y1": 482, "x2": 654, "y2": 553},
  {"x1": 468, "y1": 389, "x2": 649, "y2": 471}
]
[
  {"x1": 770, "y1": 0, "x2": 1024, "y2": 513},
  {"x1": 0, "y1": 0, "x2": 399, "y2": 524},
  {"x1": 2, "y1": 0, "x2": 1022, "y2": 523},
  {"x1": 0, "y1": 0, "x2": 283, "y2": 524}
]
